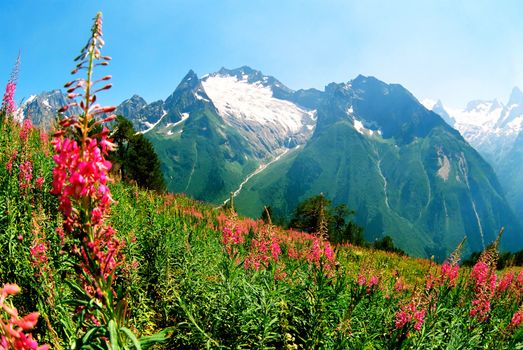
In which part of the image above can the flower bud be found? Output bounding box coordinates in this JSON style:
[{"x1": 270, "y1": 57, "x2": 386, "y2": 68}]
[
  {"x1": 3, "y1": 284, "x2": 21, "y2": 295},
  {"x1": 95, "y1": 84, "x2": 112, "y2": 92},
  {"x1": 103, "y1": 114, "x2": 116, "y2": 122},
  {"x1": 14, "y1": 312, "x2": 39, "y2": 330}
]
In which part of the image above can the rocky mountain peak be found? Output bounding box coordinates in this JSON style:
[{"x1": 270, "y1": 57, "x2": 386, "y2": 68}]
[{"x1": 508, "y1": 86, "x2": 523, "y2": 106}]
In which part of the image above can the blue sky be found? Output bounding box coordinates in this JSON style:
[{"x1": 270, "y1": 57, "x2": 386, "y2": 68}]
[{"x1": 1, "y1": 0, "x2": 522, "y2": 108}]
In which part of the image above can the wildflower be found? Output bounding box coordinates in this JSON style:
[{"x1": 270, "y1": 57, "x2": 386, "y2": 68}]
[
  {"x1": 367, "y1": 275, "x2": 379, "y2": 293},
  {"x1": 394, "y1": 278, "x2": 405, "y2": 293},
  {"x1": 1, "y1": 53, "x2": 20, "y2": 116},
  {"x1": 274, "y1": 268, "x2": 287, "y2": 281},
  {"x1": 469, "y1": 256, "x2": 497, "y2": 322},
  {"x1": 324, "y1": 242, "x2": 335, "y2": 261},
  {"x1": 395, "y1": 309, "x2": 411, "y2": 329},
  {"x1": 270, "y1": 239, "x2": 281, "y2": 260},
  {"x1": 497, "y1": 271, "x2": 514, "y2": 294},
  {"x1": 18, "y1": 161, "x2": 33, "y2": 190},
  {"x1": 306, "y1": 238, "x2": 322, "y2": 264},
  {"x1": 511, "y1": 310, "x2": 523, "y2": 329},
  {"x1": 440, "y1": 261, "x2": 459, "y2": 287},
  {"x1": 19, "y1": 119, "x2": 32, "y2": 142},
  {"x1": 395, "y1": 301, "x2": 426, "y2": 332},
  {"x1": 35, "y1": 177, "x2": 44, "y2": 190},
  {"x1": 287, "y1": 247, "x2": 299, "y2": 259},
  {"x1": 413, "y1": 309, "x2": 426, "y2": 331},
  {"x1": 1, "y1": 82, "x2": 16, "y2": 115},
  {"x1": 51, "y1": 13, "x2": 125, "y2": 330},
  {"x1": 357, "y1": 274, "x2": 366, "y2": 286},
  {"x1": 470, "y1": 261, "x2": 489, "y2": 286},
  {"x1": 6, "y1": 150, "x2": 17, "y2": 174},
  {"x1": 0, "y1": 283, "x2": 49, "y2": 350}
]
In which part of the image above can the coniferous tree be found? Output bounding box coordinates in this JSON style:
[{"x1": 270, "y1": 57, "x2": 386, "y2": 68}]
[
  {"x1": 110, "y1": 115, "x2": 166, "y2": 192},
  {"x1": 288, "y1": 194, "x2": 364, "y2": 244}
]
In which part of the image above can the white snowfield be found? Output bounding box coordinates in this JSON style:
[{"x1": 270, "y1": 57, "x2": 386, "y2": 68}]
[
  {"x1": 347, "y1": 106, "x2": 381, "y2": 136},
  {"x1": 423, "y1": 96, "x2": 523, "y2": 163},
  {"x1": 201, "y1": 74, "x2": 314, "y2": 133}
]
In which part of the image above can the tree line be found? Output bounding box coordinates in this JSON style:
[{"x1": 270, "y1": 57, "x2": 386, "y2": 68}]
[{"x1": 264, "y1": 193, "x2": 405, "y2": 255}]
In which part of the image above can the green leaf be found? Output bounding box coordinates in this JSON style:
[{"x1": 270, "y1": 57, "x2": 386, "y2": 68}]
[
  {"x1": 119, "y1": 327, "x2": 141, "y2": 350},
  {"x1": 108, "y1": 319, "x2": 120, "y2": 350},
  {"x1": 139, "y1": 328, "x2": 171, "y2": 350}
]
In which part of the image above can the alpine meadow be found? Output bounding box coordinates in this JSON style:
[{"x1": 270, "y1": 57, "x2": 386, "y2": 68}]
[{"x1": 3, "y1": 4, "x2": 523, "y2": 350}]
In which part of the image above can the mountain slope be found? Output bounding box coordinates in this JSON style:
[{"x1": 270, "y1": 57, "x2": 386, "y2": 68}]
[
  {"x1": 425, "y1": 88, "x2": 523, "y2": 219},
  {"x1": 143, "y1": 67, "x2": 316, "y2": 203},
  {"x1": 235, "y1": 76, "x2": 522, "y2": 258}
]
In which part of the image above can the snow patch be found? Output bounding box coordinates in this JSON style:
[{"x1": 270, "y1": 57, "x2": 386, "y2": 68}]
[
  {"x1": 222, "y1": 146, "x2": 298, "y2": 206},
  {"x1": 140, "y1": 110, "x2": 167, "y2": 134},
  {"x1": 25, "y1": 95, "x2": 37, "y2": 105},
  {"x1": 194, "y1": 91, "x2": 210, "y2": 102},
  {"x1": 421, "y1": 98, "x2": 436, "y2": 110},
  {"x1": 201, "y1": 74, "x2": 312, "y2": 133},
  {"x1": 42, "y1": 98, "x2": 51, "y2": 109},
  {"x1": 352, "y1": 118, "x2": 380, "y2": 136}
]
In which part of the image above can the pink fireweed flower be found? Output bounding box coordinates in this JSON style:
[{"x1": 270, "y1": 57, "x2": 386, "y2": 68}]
[
  {"x1": 394, "y1": 278, "x2": 405, "y2": 293},
  {"x1": 18, "y1": 160, "x2": 33, "y2": 190},
  {"x1": 50, "y1": 12, "x2": 124, "y2": 313},
  {"x1": 511, "y1": 310, "x2": 523, "y2": 329},
  {"x1": 29, "y1": 240, "x2": 49, "y2": 277},
  {"x1": 469, "y1": 259, "x2": 497, "y2": 322},
  {"x1": 440, "y1": 262, "x2": 459, "y2": 287},
  {"x1": 2, "y1": 53, "x2": 20, "y2": 116},
  {"x1": 470, "y1": 261, "x2": 489, "y2": 286},
  {"x1": 287, "y1": 247, "x2": 299, "y2": 259},
  {"x1": 19, "y1": 119, "x2": 32, "y2": 142},
  {"x1": 497, "y1": 271, "x2": 515, "y2": 294},
  {"x1": 306, "y1": 238, "x2": 322, "y2": 264},
  {"x1": 367, "y1": 275, "x2": 379, "y2": 293},
  {"x1": 270, "y1": 239, "x2": 281, "y2": 260},
  {"x1": 1, "y1": 81, "x2": 16, "y2": 115},
  {"x1": 35, "y1": 177, "x2": 44, "y2": 190},
  {"x1": 395, "y1": 302, "x2": 426, "y2": 332},
  {"x1": 324, "y1": 242, "x2": 335, "y2": 261},
  {"x1": 0, "y1": 283, "x2": 49, "y2": 350},
  {"x1": 413, "y1": 309, "x2": 426, "y2": 331},
  {"x1": 469, "y1": 296, "x2": 491, "y2": 322},
  {"x1": 274, "y1": 268, "x2": 287, "y2": 281},
  {"x1": 357, "y1": 274, "x2": 366, "y2": 287},
  {"x1": 395, "y1": 309, "x2": 411, "y2": 329}
]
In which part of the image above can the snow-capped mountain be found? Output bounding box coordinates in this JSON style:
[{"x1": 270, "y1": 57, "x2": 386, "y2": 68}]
[
  {"x1": 20, "y1": 89, "x2": 80, "y2": 129},
  {"x1": 424, "y1": 88, "x2": 523, "y2": 218},
  {"x1": 116, "y1": 66, "x2": 316, "y2": 158},
  {"x1": 422, "y1": 90, "x2": 523, "y2": 167},
  {"x1": 200, "y1": 67, "x2": 316, "y2": 153},
  {"x1": 116, "y1": 95, "x2": 165, "y2": 132}
]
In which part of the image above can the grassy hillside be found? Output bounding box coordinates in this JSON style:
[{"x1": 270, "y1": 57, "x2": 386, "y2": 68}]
[{"x1": 2, "y1": 114, "x2": 523, "y2": 348}]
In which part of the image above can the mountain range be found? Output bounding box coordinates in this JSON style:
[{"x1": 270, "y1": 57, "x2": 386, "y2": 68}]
[
  {"x1": 19, "y1": 67, "x2": 523, "y2": 259},
  {"x1": 423, "y1": 88, "x2": 523, "y2": 218}
]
